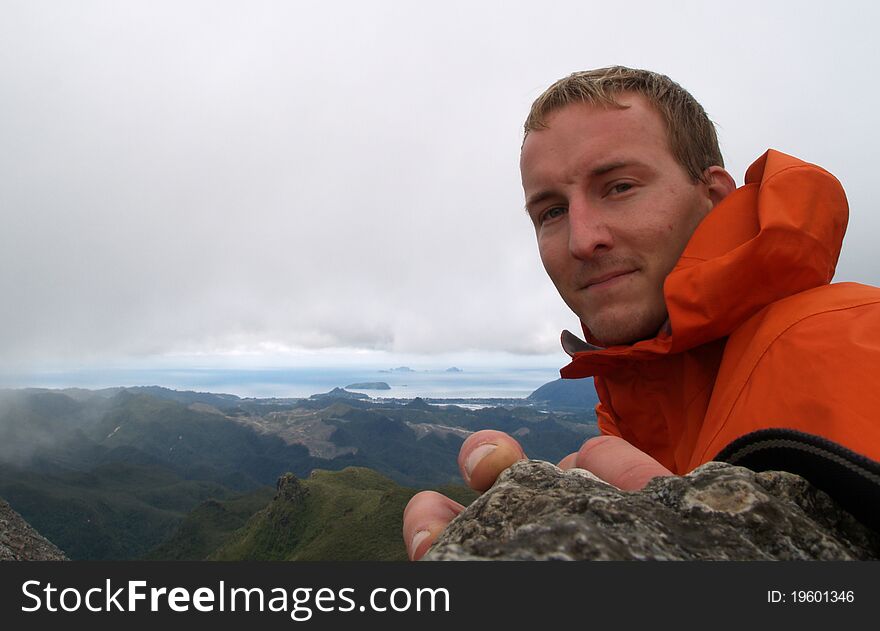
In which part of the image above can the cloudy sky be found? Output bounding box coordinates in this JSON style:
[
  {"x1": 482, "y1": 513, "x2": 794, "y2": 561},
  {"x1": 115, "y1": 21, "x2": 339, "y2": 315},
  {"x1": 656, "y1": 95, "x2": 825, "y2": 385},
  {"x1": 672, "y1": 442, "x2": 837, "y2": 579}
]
[{"x1": 1, "y1": 0, "x2": 878, "y2": 373}]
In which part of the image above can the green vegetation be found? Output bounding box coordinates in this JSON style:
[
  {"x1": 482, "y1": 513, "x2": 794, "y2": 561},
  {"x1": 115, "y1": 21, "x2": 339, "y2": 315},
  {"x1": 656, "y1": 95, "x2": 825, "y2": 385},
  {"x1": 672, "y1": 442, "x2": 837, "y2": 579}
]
[
  {"x1": 206, "y1": 467, "x2": 477, "y2": 561},
  {"x1": 0, "y1": 461, "x2": 235, "y2": 560},
  {"x1": 144, "y1": 486, "x2": 276, "y2": 560},
  {"x1": 0, "y1": 384, "x2": 591, "y2": 560}
]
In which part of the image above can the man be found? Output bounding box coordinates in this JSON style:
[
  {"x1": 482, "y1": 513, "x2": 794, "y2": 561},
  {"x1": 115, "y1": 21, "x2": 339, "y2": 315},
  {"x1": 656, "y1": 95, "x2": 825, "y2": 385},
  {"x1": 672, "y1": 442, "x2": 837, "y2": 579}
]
[{"x1": 403, "y1": 66, "x2": 880, "y2": 561}]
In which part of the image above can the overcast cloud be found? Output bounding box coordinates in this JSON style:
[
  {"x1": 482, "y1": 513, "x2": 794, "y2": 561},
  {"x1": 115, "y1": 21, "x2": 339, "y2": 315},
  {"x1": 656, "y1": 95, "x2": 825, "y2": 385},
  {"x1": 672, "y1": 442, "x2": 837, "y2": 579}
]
[{"x1": 1, "y1": 0, "x2": 878, "y2": 371}]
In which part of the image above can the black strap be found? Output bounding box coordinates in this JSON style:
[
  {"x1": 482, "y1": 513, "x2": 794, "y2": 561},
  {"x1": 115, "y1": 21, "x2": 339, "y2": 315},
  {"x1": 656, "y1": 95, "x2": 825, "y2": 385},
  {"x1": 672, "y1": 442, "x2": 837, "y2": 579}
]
[{"x1": 714, "y1": 428, "x2": 880, "y2": 531}]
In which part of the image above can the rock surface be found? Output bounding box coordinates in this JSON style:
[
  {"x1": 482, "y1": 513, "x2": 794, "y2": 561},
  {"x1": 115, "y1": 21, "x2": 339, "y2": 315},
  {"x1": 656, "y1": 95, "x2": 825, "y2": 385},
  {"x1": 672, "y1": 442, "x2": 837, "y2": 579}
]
[
  {"x1": 425, "y1": 460, "x2": 880, "y2": 560},
  {"x1": 1, "y1": 498, "x2": 68, "y2": 561},
  {"x1": 276, "y1": 472, "x2": 310, "y2": 504}
]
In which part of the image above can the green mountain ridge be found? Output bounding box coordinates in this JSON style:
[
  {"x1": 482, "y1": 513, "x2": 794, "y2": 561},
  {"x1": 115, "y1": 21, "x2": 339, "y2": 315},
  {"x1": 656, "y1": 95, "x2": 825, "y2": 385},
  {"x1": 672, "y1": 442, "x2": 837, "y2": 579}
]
[
  {"x1": 0, "y1": 383, "x2": 597, "y2": 559},
  {"x1": 197, "y1": 467, "x2": 477, "y2": 561}
]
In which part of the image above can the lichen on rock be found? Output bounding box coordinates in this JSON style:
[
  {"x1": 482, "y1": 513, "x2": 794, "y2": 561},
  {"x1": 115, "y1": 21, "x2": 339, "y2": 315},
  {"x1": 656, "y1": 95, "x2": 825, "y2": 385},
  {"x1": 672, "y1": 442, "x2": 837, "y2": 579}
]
[{"x1": 425, "y1": 460, "x2": 880, "y2": 561}]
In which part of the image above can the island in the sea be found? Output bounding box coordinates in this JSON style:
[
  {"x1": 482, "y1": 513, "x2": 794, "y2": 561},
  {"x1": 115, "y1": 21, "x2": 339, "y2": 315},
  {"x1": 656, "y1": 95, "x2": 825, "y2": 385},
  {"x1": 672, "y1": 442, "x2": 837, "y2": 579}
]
[{"x1": 345, "y1": 382, "x2": 391, "y2": 390}]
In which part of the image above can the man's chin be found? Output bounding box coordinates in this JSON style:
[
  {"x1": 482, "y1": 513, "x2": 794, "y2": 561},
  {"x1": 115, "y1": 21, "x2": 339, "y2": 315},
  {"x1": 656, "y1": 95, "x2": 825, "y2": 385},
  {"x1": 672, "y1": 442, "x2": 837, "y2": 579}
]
[{"x1": 581, "y1": 310, "x2": 664, "y2": 347}]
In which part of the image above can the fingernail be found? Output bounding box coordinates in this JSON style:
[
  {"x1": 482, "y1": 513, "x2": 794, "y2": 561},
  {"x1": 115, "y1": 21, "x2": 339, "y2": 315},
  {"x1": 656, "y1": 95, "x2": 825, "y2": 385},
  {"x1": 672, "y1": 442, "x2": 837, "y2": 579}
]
[
  {"x1": 465, "y1": 443, "x2": 497, "y2": 478},
  {"x1": 410, "y1": 530, "x2": 431, "y2": 558}
]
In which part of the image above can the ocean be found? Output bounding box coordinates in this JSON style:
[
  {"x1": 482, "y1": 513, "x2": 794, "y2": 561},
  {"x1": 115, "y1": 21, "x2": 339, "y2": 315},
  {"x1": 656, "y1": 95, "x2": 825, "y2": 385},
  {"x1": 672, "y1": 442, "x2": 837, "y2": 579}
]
[{"x1": 0, "y1": 365, "x2": 564, "y2": 400}]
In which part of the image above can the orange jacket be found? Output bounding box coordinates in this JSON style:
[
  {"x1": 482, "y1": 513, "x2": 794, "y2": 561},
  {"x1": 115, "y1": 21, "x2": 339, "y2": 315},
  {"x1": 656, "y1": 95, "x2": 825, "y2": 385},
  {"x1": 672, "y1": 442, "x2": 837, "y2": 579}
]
[{"x1": 559, "y1": 150, "x2": 880, "y2": 475}]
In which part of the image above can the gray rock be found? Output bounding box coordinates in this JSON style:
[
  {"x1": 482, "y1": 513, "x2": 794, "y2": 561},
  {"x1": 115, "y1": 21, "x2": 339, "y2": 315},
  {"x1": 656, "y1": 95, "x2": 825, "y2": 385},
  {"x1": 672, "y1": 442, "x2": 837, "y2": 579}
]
[
  {"x1": 425, "y1": 460, "x2": 880, "y2": 560},
  {"x1": 277, "y1": 472, "x2": 309, "y2": 504},
  {"x1": 0, "y1": 498, "x2": 68, "y2": 561}
]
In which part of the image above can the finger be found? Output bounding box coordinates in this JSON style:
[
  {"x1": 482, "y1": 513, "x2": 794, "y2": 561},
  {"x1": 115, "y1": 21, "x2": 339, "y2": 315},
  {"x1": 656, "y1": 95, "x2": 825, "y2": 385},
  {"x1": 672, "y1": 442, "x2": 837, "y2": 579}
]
[
  {"x1": 458, "y1": 429, "x2": 526, "y2": 492},
  {"x1": 557, "y1": 451, "x2": 579, "y2": 470},
  {"x1": 575, "y1": 435, "x2": 674, "y2": 490},
  {"x1": 402, "y1": 491, "x2": 465, "y2": 561}
]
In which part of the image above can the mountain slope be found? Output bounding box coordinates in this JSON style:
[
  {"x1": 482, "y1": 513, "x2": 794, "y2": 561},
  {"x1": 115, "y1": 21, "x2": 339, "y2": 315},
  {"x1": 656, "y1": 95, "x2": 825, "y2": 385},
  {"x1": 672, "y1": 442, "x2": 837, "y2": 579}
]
[
  {"x1": 143, "y1": 486, "x2": 276, "y2": 560},
  {"x1": 527, "y1": 377, "x2": 599, "y2": 410},
  {"x1": 0, "y1": 385, "x2": 594, "y2": 559},
  {"x1": 0, "y1": 461, "x2": 235, "y2": 559},
  {"x1": 207, "y1": 468, "x2": 477, "y2": 561}
]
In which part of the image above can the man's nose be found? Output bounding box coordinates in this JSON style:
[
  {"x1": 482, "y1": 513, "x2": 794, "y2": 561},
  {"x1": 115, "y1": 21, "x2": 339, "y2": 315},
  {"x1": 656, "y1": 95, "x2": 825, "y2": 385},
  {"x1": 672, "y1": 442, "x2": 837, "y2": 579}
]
[{"x1": 567, "y1": 197, "x2": 614, "y2": 259}]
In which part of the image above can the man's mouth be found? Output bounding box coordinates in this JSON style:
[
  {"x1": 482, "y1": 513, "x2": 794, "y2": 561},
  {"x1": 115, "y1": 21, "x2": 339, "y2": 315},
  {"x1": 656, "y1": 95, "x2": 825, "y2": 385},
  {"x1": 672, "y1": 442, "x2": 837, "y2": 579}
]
[{"x1": 583, "y1": 270, "x2": 636, "y2": 291}]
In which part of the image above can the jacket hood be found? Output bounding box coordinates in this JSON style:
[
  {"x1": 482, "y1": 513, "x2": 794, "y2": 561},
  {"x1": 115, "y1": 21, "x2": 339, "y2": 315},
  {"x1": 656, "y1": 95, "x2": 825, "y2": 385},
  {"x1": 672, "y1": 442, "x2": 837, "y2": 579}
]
[{"x1": 561, "y1": 149, "x2": 849, "y2": 376}]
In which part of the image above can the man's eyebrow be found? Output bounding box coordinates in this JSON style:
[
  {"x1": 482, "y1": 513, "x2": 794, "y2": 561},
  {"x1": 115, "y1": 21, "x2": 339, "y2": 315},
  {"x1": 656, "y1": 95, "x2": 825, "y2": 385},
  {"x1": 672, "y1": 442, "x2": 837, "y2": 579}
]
[
  {"x1": 524, "y1": 160, "x2": 646, "y2": 212},
  {"x1": 591, "y1": 160, "x2": 634, "y2": 176},
  {"x1": 524, "y1": 190, "x2": 558, "y2": 212}
]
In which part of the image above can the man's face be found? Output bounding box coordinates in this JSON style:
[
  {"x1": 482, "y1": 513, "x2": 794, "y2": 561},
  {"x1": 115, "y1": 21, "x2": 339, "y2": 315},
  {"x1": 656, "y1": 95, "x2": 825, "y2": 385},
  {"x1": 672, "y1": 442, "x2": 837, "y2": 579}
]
[{"x1": 520, "y1": 94, "x2": 716, "y2": 347}]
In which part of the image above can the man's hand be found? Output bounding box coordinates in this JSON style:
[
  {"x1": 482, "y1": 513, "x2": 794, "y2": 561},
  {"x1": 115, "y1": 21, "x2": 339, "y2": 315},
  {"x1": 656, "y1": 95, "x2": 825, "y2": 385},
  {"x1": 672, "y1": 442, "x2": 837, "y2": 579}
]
[
  {"x1": 402, "y1": 431, "x2": 674, "y2": 560},
  {"x1": 402, "y1": 430, "x2": 525, "y2": 560}
]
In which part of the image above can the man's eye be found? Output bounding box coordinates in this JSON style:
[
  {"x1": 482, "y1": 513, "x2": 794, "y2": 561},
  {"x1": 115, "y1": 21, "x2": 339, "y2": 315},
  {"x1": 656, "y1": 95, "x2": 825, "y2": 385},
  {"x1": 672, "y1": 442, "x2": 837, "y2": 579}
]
[
  {"x1": 608, "y1": 182, "x2": 633, "y2": 195},
  {"x1": 541, "y1": 206, "x2": 567, "y2": 223}
]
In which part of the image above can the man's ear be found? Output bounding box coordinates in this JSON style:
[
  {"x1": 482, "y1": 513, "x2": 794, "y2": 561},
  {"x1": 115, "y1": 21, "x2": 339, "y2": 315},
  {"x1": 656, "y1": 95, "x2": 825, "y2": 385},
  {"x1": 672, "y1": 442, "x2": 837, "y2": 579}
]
[{"x1": 704, "y1": 165, "x2": 737, "y2": 207}]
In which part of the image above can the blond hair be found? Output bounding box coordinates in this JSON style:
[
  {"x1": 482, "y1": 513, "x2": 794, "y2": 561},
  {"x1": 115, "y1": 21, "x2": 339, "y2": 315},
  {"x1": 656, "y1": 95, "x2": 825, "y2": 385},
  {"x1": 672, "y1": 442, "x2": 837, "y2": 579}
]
[{"x1": 524, "y1": 66, "x2": 723, "y2": 183}]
